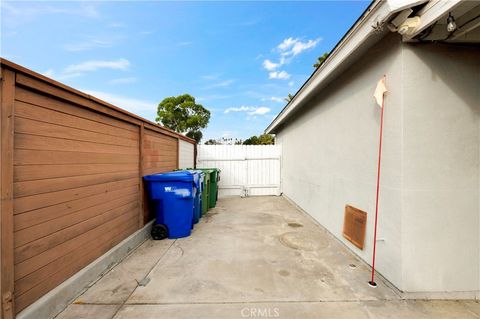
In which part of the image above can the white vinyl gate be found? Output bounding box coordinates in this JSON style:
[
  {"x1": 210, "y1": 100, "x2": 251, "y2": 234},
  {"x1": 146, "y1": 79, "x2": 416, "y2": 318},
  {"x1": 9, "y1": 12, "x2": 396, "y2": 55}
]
[{"x1": 197, "y1": 145, "x2": 281, "y2": 197}]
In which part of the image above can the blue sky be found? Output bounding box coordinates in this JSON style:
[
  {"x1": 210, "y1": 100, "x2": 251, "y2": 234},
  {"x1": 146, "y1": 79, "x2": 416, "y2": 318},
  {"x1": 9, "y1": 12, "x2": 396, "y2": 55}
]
[{"x1": 1, "y1": 1, "x2": 369, "y2": 142}]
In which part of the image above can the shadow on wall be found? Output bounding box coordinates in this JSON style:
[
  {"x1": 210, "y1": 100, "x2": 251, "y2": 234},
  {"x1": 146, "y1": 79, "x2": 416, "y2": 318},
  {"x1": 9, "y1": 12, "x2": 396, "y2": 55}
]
[{"x1": 408, "y1": 42, "x2": 480, "y2": 114}]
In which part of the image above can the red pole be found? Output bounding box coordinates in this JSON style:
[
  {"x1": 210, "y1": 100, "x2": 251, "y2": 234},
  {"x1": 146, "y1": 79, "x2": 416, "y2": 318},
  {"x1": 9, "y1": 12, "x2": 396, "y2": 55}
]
[{"x1": 370, "y1": 93, "x2": 385, "y2": 287}]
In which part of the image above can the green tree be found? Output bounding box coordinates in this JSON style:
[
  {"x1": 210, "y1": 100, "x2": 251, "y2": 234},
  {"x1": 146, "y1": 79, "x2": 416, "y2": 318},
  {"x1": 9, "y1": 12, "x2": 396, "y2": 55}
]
[
  {"x1": 258, "y1": 134, "x2": 274, "y2": 145},
  {"x1": 243, "y1": 136, "x2": 259, "y2": 145},
  {"x1": 156, "y1": 94, "x2": 210, "y2": 143},
  {"x1": 285, "y1": 93, "x2": 294, "y2": 103},
  {"x1": 204, "y1": 139, "x2": 220, "y2": 145},
  {"x1": 186, "y1": 131, "x2": 203, "y2": 142},
  {"x1": 313, "y1": 52, "x2": 329, "y2": 68},
  {"x1": 243, "y1": 134, "x2": 274, "y2": 145}
]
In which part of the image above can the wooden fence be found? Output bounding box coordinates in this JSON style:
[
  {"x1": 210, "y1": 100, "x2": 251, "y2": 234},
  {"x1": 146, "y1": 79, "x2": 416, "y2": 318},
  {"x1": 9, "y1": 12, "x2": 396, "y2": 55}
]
[{"x1": 0, "y1": 59, "x2": 196, "y2": 317}]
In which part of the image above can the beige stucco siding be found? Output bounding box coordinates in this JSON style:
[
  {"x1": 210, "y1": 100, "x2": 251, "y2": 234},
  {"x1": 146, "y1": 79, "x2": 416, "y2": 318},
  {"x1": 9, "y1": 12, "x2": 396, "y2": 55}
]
[
  {"x1": 275, "y1": 33, "x2": 480, "y2": 295},
  {"x1": 401, "y1": 42, "x2": 480, "y2": 293},
  {"x1": 276, "y1": 34, "x2": 405, "y2": 289}
]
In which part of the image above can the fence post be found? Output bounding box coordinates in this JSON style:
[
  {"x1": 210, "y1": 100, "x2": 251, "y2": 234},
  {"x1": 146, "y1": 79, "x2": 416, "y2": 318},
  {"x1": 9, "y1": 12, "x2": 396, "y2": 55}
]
[
  {"x1": 1, "y1": 68, "x2": 15, "y2": 319},
  {"x1": 194, "y1": 143, "x2": 197, "y2": 169},
  {"x1": 138, "y1": 124, "x2": 145, "y2": 228},
  {"x1": 176, "y1": 138, "x2": 180, "y2": 169}
]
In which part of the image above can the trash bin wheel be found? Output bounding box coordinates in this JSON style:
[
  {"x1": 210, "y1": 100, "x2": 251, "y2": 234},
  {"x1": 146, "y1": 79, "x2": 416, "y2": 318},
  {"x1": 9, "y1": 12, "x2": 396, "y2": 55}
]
[{"x1": 151, "y1": 224, "x2": 168, "y2": 240}]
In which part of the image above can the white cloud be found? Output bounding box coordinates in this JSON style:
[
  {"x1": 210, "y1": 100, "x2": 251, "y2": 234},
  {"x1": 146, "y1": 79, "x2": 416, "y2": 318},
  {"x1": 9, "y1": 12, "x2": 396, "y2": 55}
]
[
  {"x1": 82, "y1": 89, "x2": 156, "y2": 114},
  {"x1": 201, "y1": 74, "x2": 220, "y2": 80},
  {"x1": 63, "y1": 33, "x2": 126, "y2": 53},
  {"x1": 224, "y1": 106, "x2": 252, "y2": 113},
  {"x1": 42, "y1": 68, "x2": 82, "y2": 81},
  {"x1": 64, "y1": 58, "x2": 130, "y2": 73},
  {"x1": 269, "y1": 71, "x2": 290, "y2": 80},
  {"x1": 261, "y1": 36, "x2": 319, "y2": 80},
  {"x1": 249, "y1": 107, "x2": 270, "y2": 115},
  {"x1": 109, "y1": 77, "x2": 137, "y2": 85},
  {"x1": 59, "y1": 72, "x2": 83, "y2": 80},
  {"x1": 277, "y1": 37, "x2": 297, "y2": 51},
  {"x1": 278, "y1": 37, "x2": 320, "y2": 57},
  {"x1": 64, "y1": 38, "x2": 115, "y2": 52},
  {"x1": 270, "y1": 97, "x2": 284, "y2": 103},
  {"x1": 1, "y1": 2, "x2": 100, "y2": 28},
  {"x1": 288, "y1": 81, "x2": 294, "y2": 87},
  {"x1": 224, "y1": 106, "x2": 271, "y2": 116},
  {"x1": 261, "y1": 96, "x2": 284, "y2": 103},
  {"x1": 41, "y1": 59, "x2": 127, "y2": 81},
  {"x1": 262, "y1": 59, "x2": 279, "y2": 71},
  {"x1": 202, "y1": 79, "x2": 235, "y2": 89}
]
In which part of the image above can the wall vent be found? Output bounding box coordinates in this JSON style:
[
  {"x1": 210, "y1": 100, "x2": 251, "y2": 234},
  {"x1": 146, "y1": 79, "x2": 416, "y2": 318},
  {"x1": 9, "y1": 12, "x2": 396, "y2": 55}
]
[{"x1": 343, "y1": 205, "x2": 367, "y2": 249}]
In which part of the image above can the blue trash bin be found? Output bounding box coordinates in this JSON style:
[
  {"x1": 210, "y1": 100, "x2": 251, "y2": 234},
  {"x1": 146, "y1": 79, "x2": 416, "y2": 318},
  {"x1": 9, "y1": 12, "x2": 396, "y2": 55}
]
[
  {"x1": 196, "y1": 171, "x2": 205, "y2": 218},
  {"x1": 144, "y1": 171, "x2": 199, "y2": 239},
  {"x1": 185, "y1": 170, "x2": 204, "y2": 223}
]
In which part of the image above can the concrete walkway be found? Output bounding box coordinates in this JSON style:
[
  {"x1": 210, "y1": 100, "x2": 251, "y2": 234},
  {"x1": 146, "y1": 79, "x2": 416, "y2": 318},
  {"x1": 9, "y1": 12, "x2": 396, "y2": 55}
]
[{"x1": 57, "y1": 197, "x2": 479, "y2": 319}]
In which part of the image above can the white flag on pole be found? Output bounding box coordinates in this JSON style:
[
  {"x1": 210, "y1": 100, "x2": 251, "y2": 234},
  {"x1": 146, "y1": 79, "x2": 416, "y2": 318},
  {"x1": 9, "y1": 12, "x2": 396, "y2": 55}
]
[{"x1": 374, "y1": 76, "x2": 387, "y2": 107}]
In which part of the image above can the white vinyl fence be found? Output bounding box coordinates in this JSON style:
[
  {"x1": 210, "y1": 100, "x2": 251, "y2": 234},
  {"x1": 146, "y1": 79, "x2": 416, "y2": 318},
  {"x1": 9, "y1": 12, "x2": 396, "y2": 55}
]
[{"x1": 197, "y1": 145, "x2": 281, "y2": 197}]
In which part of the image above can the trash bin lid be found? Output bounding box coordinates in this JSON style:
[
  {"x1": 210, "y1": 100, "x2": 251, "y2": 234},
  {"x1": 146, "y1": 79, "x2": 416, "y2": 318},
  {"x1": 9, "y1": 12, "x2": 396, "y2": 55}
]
[
  {"x1": 184, "y1": 170, "x2": 205, "y2": 187},
  {"x1": 188, "y1": 170, "x2": 204, "y2": 180},
  {"x1": 199, "y1": 168, "x2": 220, "y2": 173},
  {"x1": 196, "y1": 168, "x2": 214, "y2": 173},
  {"x1": 144, "y1": 171, "x2": 197, "y2": 185},
  {"x1": 184, "y1": 170, "x2": 204, "y2": 176}
]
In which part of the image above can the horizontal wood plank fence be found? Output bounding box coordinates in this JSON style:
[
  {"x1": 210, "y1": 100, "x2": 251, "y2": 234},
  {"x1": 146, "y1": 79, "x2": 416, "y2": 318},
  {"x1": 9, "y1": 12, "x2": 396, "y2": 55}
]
[{"x1": 0, "y1": 59, "x2": 196, "y2": 317}]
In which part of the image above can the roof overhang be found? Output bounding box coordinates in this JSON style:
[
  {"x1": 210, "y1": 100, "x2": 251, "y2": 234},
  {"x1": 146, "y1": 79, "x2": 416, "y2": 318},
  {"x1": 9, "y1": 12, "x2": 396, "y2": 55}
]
[
  {"x1": 404, "y1": 0, "x2": 480, "y2": 42},
  {"x1": 265, "y1": 0, "x2": 473, "y2": 134}
]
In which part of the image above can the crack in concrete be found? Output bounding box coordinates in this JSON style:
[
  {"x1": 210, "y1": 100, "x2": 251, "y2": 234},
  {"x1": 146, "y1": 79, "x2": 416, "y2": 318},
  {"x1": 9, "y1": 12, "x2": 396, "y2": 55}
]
[{"x1": 109, "y1": 239, "x2": 177, "y2": 319}]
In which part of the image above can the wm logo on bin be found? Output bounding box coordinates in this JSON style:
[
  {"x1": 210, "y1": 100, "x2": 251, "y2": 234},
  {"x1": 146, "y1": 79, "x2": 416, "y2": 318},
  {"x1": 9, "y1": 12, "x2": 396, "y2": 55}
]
[{"x1": 164, "y1": 186, "x2": 176, "y2": 192}]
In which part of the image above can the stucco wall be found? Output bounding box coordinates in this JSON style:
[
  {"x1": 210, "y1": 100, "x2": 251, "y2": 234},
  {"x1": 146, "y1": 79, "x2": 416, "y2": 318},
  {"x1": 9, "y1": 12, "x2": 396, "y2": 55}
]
[
  {"x1": 401, "y1": 43, "x2": 480, "y2": 294},
  {"x1": 276, "y1": 34, "x2": 405, "y2": 289},
  {"x1": 276, "y1": 33, "x2": 480, "y2": 295}
]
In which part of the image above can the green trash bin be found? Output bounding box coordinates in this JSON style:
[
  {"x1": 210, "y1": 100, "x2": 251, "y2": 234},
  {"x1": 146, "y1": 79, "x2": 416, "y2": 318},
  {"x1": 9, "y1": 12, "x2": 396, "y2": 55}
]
[
  {"x1": 177, "y1": 168, "x2": 211, "y2": 216},
  {"x1": 197, "y1": 168, "x2": 220, "y2": 208},
  {"x1": 200, "y1": 171, "x2": 210, "y2": 216}
]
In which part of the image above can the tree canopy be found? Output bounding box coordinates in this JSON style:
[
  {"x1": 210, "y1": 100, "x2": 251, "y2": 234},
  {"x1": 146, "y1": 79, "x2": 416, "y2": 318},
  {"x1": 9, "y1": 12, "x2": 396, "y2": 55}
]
[
  {"x1": 243, "y1": 134, "x2": 274, "y2": 145},
  {"x1": 204, "y1": 138, "x2": 243, "y2": 145},
  {"x1": 313, "y1": 52, "x2": 329, "y2": 68},
  {"x1": 285, "y1": 93, "x2": 294, "y2": 103},
  {"x1": 204, "y1": 139, "x2": 219, "y2": 145},
  {"x1": 156, "y1": 94, "x2": 210, "y2": 143}
]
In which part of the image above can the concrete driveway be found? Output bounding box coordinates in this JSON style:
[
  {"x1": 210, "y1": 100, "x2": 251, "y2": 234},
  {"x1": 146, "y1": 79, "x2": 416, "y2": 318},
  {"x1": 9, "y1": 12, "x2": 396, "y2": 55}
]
[{"x1": 56, "y1": 197, "x2": 479, "y2": 319}]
